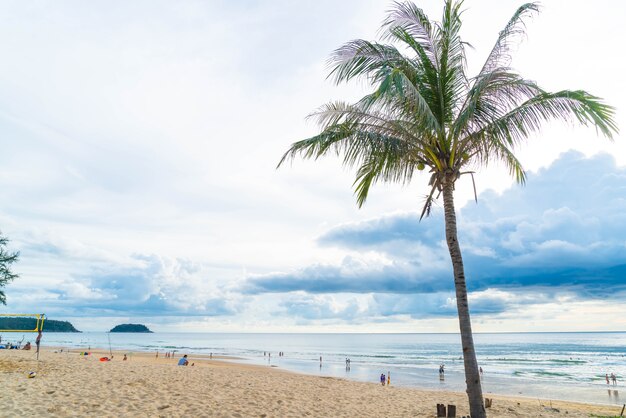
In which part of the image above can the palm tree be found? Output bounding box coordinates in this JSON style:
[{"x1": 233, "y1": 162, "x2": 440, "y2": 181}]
[{"x1": 278, "y1": 1, "x2": 617, "y2": 416}]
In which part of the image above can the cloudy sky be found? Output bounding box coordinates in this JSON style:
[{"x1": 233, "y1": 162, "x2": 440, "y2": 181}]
[{"x1": 0, "y1": 0, "x2": 624, "y2": 332}]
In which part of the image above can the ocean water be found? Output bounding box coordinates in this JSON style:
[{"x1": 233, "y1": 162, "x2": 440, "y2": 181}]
[{"x1": 8, "y1": 332, "x2": 625, "y2": 405}]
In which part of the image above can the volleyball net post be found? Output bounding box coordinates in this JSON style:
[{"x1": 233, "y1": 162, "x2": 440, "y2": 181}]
[{"x1": 0, "y1": 314, "x2": 46, "y2": 360}]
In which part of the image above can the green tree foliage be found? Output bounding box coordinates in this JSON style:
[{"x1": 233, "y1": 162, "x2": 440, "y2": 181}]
[
  {"x1": 0, "y1": 317, "x2": 80, "y2": 332},
  {"x1": 0, "y1": 232, "x2": 19, "y2": 305},
  {"x1": 279, "y1": 2, "x2": 616, "y2": 416},
  {"x1": 110, "y1": 323, "x2": 153, "y2": 333}
]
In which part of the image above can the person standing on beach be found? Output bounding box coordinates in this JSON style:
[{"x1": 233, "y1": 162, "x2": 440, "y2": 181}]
[
  {"x1": 387, "y1": 372, "x2": 390, "y2": 385},
  {"x1": 606, "y1": 373, "x2": 610, "y2": 384},
  {"x1": 380, "y1": 373, "x2": 386, "y2": 386}
]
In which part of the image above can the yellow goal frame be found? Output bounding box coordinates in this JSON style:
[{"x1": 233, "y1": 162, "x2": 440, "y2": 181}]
[{"x1": 0, "y1": 313, "x2": 46, "y2": 332}]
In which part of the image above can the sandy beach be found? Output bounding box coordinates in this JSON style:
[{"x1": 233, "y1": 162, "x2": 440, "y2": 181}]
[{"x1": 0, "y1": 347, "x2": 622, "y2": 417}]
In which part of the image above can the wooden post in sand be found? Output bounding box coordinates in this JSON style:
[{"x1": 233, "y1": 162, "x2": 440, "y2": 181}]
[
  {"x1": 485, "y1": 398, "x2": 492, "y2": 408},
  {"x1": 447, "y1": 404, "x2": 456, "y2": 417},
  {"x1": 619, "y1": 403, "x2": 625, "y2": 417},
  {"x1": 436, "y1": 403, "x2": 446, "y2": 417}
]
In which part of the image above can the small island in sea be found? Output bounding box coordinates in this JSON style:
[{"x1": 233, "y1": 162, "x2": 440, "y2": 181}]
[
  {"x1": 0, "y1": 317, "x2": 80, "y2": 332},
  {"x1": 110, "y1": 323, "x2": 153, "y2": 333}
]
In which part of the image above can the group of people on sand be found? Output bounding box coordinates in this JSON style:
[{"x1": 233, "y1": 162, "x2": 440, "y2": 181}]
[
  {"x1": 606, "y1": 373, "x2": 618, "y2": 385},
  {"x1": 379, "y1": 372, "x2": 390, "y2": 386},
  {"x1": 0, "y1": 341, "x2": 29, "y2": 350}
]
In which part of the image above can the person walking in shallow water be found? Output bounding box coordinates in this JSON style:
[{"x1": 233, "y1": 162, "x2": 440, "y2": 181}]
[
  {"x1": 606, "y1": 373, "x2": 610, "y2": 385},
  {"x1": 611, "y1": 373, "x2": 617, "y2": 385}
]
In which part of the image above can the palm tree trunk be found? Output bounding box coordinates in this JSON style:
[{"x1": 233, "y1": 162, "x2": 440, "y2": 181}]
[{"x1": 442, "y1": 175, "x2": 485, "y2": 418}]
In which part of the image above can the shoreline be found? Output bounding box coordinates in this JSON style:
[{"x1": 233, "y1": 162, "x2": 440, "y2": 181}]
[
  {"x1": 35, "y1": 344, "x2": 625, "y2": 408},
  {"x1": 1, "y1": 346, "x2": 623, "y2": 417},
  {"x1": 7, "y1": 330, "x2": 625, "y2": 407}
]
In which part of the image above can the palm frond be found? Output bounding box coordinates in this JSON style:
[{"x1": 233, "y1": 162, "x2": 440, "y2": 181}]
[
  {"x1": 307, "y1": 101, "x2": 423, "y2": 145},
  {"x1": 475, "y1": 90, "x2": 618, "y2": 145},
  {"x1": 454, "y1": 69, "x2": 543, "y2": 139},
  {"x1": 456, "y1": 90, "x2": 617, "y2": 182},
  {"x1": 353, "y1": 146, "x2": 416, "y2": 207},
  {"x1": 479, "y1": 2, "x2": 540, "y2": 76},
  {"x1": 278, "y1": 97, "x2": 434, "y2": 205},
  {"x1": 434, "y1": 0, "x2": 469, "y2": 124},
  {"x1": 364, "y1": 66, "x2": 441, "y2": 133},
  {"x1": 419, "y1": 183, "x2": 439, "y2": 220},
  {"x1": 276, "y1": 123, "x2": 353, "y2": 168},
  {"x1": 381, "y1": 1, "x2": 438, "y2": 68},
  {"x1": 328, "y1": 40, "x2": 412, "y2": 84}
]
